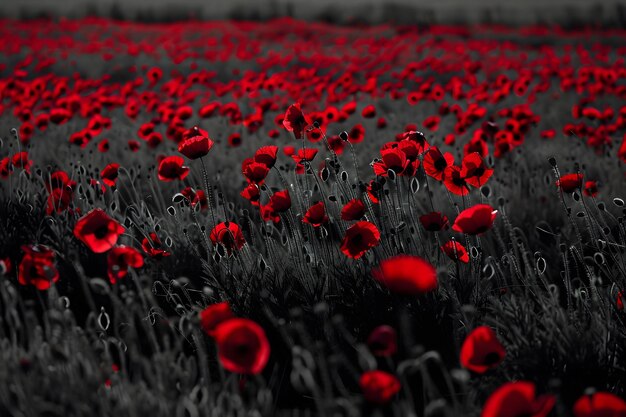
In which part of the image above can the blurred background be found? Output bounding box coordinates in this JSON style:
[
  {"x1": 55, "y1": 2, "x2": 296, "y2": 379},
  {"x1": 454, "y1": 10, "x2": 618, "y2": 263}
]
[{"x1": 1, "y1": 0, "x2": 625, "y2": 26}]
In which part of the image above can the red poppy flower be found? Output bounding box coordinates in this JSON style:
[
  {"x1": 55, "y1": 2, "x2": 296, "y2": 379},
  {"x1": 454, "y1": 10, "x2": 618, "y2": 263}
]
[
  {"x1": 460, "y1": 326, "x2": 505, "y2": 373},
  {"x1": 254, "y1": 145, "x2": 279, "y2": 168},
  {"x1": 419, "y1": 212, "x2": 449, "y2": 232},
  {"x1": 443, "y1": 166, "x2": 469, "y2": 196},
  {"x1": 401, "y1": 131, "x2": 429, "y2": 154},
  {"x1": 557, "y1": 173, "x2": 584, "y2": 193},
  {"x1": 461, "y1": 153, "x2": 493, "y2": 188},
  {"x1": 362, "y1": 104, "x2": 376, "y2": 118},
  {"x1": 142, "y1": 232, "x2": 171, "y2": 259},
  {"x1": 617, "y1": 291, "x2": 624, "y2": 311},
  {"x1": 583, "y1": 181, "x2": 599, "y2": 197},
  {"x1": 373, "y1": 148, "x2": 409, "y2": 177},
  {"x1": 453, "y1": 204, "x2": 498, "y2": 235},
  {"x1": 178, "y1": 132, "x2": 215, "y2": 160},
  {"x1": 291, "y1": 148, "x2": 318, "y2": 165},
  {"x1": 241, "y1": 184, "x2": 261, "y2": 206},
  {"x1": 12, "y1": 152, "x2": 32, "y2": 173},
  {"x1": 302, "y1": 202, "x2": 328, "y2": 227},
  {"x1": 423, "y1": 115, "x2": 440, "y2": 131},
  {"x1": 268, "y1": 190, "x2": 291, "y2": 213},
  {"x1": 367, "y1": 325, "x2": 397, "y2": 356},
  {"x1": 0, "y1": 157, "x2": 11, "y2": 178},
  {"x1": 74, "y1": 209, "x2": 125, "y2": 253},
  {"x1": 158, "y1": 156, "x2": 189, "y2": 182},
  {"x1": 107, "y1": 246, "x2": 143, "y2": 284},
  {"x1": 18, "y1": 244, "x2": 59, "y2": 290},
  {"x1": 46, "y1": 188, "x2": 74, "y2": 215},
  {"x1": 341, "y1": 221, "x2": 380, "y2": 259},
  {"x1": 199, "y1": 302, "x2": 235, "y2": 337},
  {"x1": 210, "y1": 222, "x2": 246, "y2": 252},
  {"x1": 100, "y1": 163, "x2": 120, "y2": 187},
  {"x1": 372, "y1": 255, "x2": 437, "y2": 295},
  {"x1": 573, "y1": 392, "x2": 626, "y2": 417},
  {"x1": 359, "y1": 370, "x2": 401, "y2": 404},
  {"x1": 242, "y1": 159, "x2": 270, "y2": 185},
  {"x1": 423, "y1": 147, "x2": 454, "y2": 181},
  {"x1": 213, "y1": 318, "x2": 270, "y2": 375},
  {"x1": 481, "y1": 382, "x2": 555, "y2": 417},
  {"x1": 441, "y1": 240, "x2": 469, "y2": 263},
  {"x1": 283, "y1": 103, "x2": 310, "y2": 139},
  {"x1": 341, "y1": 198, "x2": 366, "y2": 221},
  {"x1": 348, "y1": 123, "x2": 365, "y2": 144}
]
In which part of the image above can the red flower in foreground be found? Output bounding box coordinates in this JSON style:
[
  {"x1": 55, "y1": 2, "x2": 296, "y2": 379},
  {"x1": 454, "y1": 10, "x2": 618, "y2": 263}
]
[
  {"x1": 443, "y1": 165, "x2": 469, "y2": 196},
  {"x1": 142, "y1": 232, "x2": 171, "y2": 259},
  {"x1": 199, "y1": 302, "x2": 235, "y2": 337},
  {"x1": 214, "y1": 318, "x2": 270, "y2": 375},
  {"x1": 367, "y1": 325, "x2": 397, "y2": 356},
  {"x1": 372, "y1": 255, "x2": 437, "y2": 295},
  {"x1": 283, "y1": 103, "x2": 310, "y2": 139},
  {"x1": 482, "y1": 382, "x2": 555, "y2": 417},
  {"x1": 18, "y1": 244, "x2": 59, "y2": 290},
  {"x1": 158, "y1": 156, "x2": 189, "y2": 182},
  {"x1": 441, "y1": 240, "x2": 470, "y2": 263},
  {"x1": 573, "y1": 392, "x2": 626, "y2": 417},
  {"x1": 107, "y1": 246, "x2": 143, "y2": 284},
  {"x1": 74, "y1": 209, "x2": 125, "y2": 253},
  {"x1": 209, "y1": 222, "x2": 246, "y2": 252},
  {"x1": 340, "y1": 221, "x2": 380, "y2": 259},
  {"x1": 423, "y1": 147, "x2": 454, "y2": 181},
  {"x1": 460, "y1": 326, "x2": 506, "y2": 373},
  {"x1": 461, "y1": 153, "x2": 493, "y2": 188},
  {"x1": 178, "y1": 131, "x2": 214, "y2": 160},
  {"x1": 100, "y1": 163, "x2": 120, "y2": 187},
  {"x1": 359, "y1": 370, "x2": 401, "y2": 404},
  {"x1": 452, "y1": 204, "x2": 498, "y2": 235},
  {"x1": 557, "y1": 173, "x2": 583, "y2": 193},
  {"x1": 302, "y1": 202, "x2": 328, "y2": 227}
]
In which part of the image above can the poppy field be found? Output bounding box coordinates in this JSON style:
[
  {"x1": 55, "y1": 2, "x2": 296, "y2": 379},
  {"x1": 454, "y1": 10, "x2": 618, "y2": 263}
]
[{"x1": 1, "y1": 17, "x2": 626, "y2": 416}]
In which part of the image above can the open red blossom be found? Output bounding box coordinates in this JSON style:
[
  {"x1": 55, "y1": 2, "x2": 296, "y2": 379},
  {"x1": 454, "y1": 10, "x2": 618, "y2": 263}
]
[
  {"x1": 348, "y1": 123, "x2": 366, "y2": 143},
  {"x1": 402, "y1": 131, "x2": 429, "y2": 154},
  {"x1": 142, "y1": 232, "x2": 171, "y2": 259},
  {"x1": 482, "y1": 382, "x2": 555, "y2": 417},
  {"x1": 213, "y1": 318, "x2": 270, "y2": 375},
  {"x1": 372, "y1": 255, "x2": 437, "y2": 295},
  {"x1": 423, "y1": 147, "x2": 454, "y2": 181},
  {"x1": 453, "y1": 204, "x2": 498, "y2": 235},
  {"x1": 100, "y1": 163, "x2": 120, "y2": 187},
  {"x1": 107, "y1": 246, "x2": 143, "y2": 284},
  {"x1": 291, "y1": 148, "x2": 318, "y2": 165},
  {"x1": 283, "y1": 103, "x2": 310, "y2": 139},
  {"x1": 461, "y1": 153, "x2": 493, "y2": 187},
  {"x1": 268, "y1": 190, "x2": 291, "y2": 213},
  {"x1": 178, "y1": 129, "x2": 214, "y2": 160},
  {"x1": 242, "y1": 159, "x2": 270, "y2": 185},
  {"x1": 460, "y1": 326, "x2": 506, "y2": 373},
  {"x1": 373, "y1": 148, "x2": 409, "y2": 177},
  {"x1": 573, "y1": 392, "x2": 626, "y2": 417},
  {"x1": 74, "y1": 209, "x2": 125, "y2": 253},
  {"x1": 441, "y1": 240, "x2": 470, "y2": 263},
  {"x1": 210, "y1": 222, "x2": 246, "y2": 252},
  {"x1": 419, "y1": 212, "x2": 449, "y2": 232},
  {"x1": 241, "y1": 184, "x2": 261, "y2": 206},
  {"x1": 341, "y1": 198, "x2": 366, "y2": 221},
  {"x1": 557, "y1": 173, "x2": 584, "y2": 193},
  {"x1": 302, "y1": 202, "x2": 328, "y2": 227},
  {"x1": 443, "y1": 165, "x2": 469, "y2": 196},
  {"x1": 367, "y1": 325, "x2": 397, "y2": 356},
  {"x1": 199, "y1": 302, "x2": 235, "y2": 337},
  {"x1": 341, "y1": 221, "x2": 380, "y2": 259},
  {"x1": 18, "y1": 244, "x2": 59, "y2": 290},
  {"x1": 254, "y1": 145, "x2": 279, "y2": 168},
  {"x1": 158, "y1": 156, "x2": 189, "y2": 182},
  {"x1": 359, "y1": 371, "x2": 401, "y2": 404}
]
